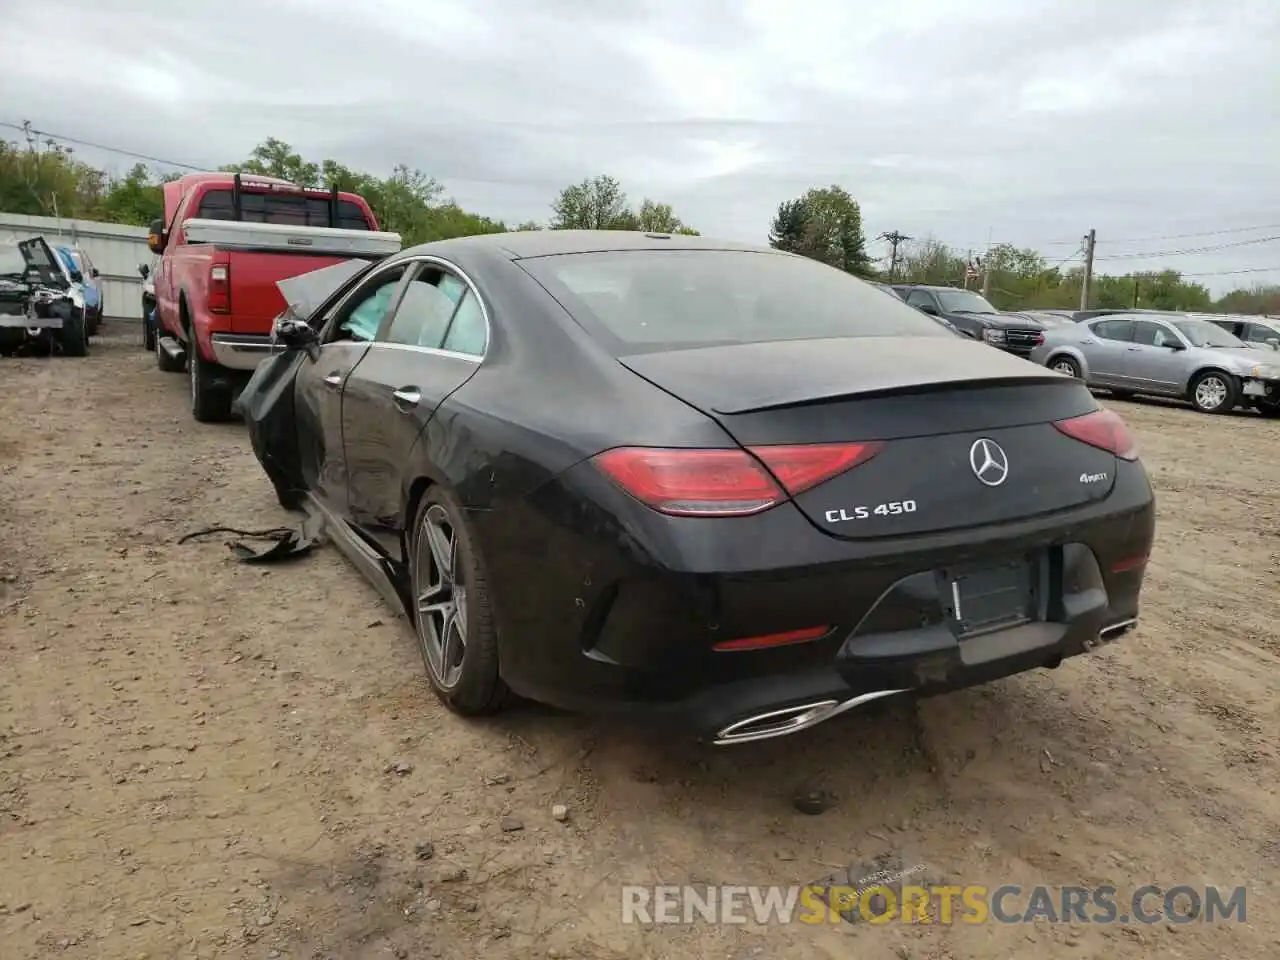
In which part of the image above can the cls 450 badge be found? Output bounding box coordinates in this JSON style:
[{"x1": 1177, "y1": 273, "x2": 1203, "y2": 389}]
[{"x1": 825, "y1": 500, "x2": 918, "y2": 523}]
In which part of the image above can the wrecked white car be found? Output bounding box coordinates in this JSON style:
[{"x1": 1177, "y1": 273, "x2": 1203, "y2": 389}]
[{"x1": 0, "y1": 235, "x2": 90, "y2": 357}]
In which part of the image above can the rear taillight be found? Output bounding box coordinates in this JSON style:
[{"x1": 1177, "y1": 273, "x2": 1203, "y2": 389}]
[
  {"x1": 748, "y1": 442, "x2": 882, "y2": 495},
  {"x1": 208, "y1": 260, "x2": 231, "y2": 314},
  {"x1": 1053, "y1": 408, "x2": 1138, "y2": 461},
  {"x1": 592, "y1": 448, "x2": 782, "y2": 516},
  {"x1": 591, "y1": 442, "x2": 881, "y2": 517}
]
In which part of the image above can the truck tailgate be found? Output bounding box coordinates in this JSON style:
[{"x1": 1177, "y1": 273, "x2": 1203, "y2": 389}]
[{"x1": 224, "y1": 250, "x2": 361, "y2": 334}]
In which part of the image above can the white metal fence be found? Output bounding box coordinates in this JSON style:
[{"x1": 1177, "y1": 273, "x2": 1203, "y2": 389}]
[{"x1": 0, "y1": 211, "x2": 150, "y2": 322}]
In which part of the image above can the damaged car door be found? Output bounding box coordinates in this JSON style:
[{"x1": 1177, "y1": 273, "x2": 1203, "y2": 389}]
[
  {"x1": 293, "y1": 263, "x2": 412, "y2": 510},
  {"x1": 341, "y1": 257, "x2": 487, "y2": 559}
]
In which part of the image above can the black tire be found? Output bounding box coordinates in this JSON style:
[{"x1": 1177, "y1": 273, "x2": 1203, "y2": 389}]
[
  {"x1": 1048, "y1": 355, "x2": 1081, "y2": 378},
  {"x1": 1188, "y1": 369, "x2": 1238, "y2": 415},
  {"x1": 154, "y1": 324, "x2": 185, "y2": 372},
  {"x1": 142, "y1": 309, "x2": 156, "y2": 352},
  {"x1": 86, "y1": 308, "x2": 100, "y2": 337},
  {"x1": 1257, "y1": 401, "x2": 1280, "y2": 419},
  {"x1": 408, "y1": 486, "x2": 509, "y2": 715},
  {"x1": 189, "y1": 344, "x2": 234, "y2": 423},
  {"x1": 59, "y1": 307, "x2": 89, "y2": 357}
]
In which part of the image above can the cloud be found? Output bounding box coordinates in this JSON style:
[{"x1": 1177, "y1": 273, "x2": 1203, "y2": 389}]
[{"x1": 3, "y1": 0, "x2": 1279, "y2": 291}]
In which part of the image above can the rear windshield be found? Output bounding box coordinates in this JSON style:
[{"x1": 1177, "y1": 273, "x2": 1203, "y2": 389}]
[
  {"x1": 195, "y1": 190, "x2": 372, "y2": 230},
  {"x1": 517, "y1": 249, "x2": 953, "y2": 353}
]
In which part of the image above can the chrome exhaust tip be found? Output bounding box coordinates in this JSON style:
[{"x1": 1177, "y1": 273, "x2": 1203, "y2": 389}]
[
  {"x1": 1083, "y1": 617, "x2": 1138, "y2": 652},
  {"x1": 1100, "y1": 617, "x2": 1137, "y2": 638},
  {"x1": 712, "y1": 689, "x2": 911, "y2": 746}
]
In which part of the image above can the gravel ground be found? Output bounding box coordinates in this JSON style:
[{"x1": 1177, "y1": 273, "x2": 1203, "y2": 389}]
[{"x1": 2, "y1": 333, "x2": 1277, "y2": 959}]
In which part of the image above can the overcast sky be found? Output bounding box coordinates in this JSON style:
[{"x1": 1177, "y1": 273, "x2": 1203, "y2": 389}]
[{"x1": 3, "y1": 0, "x2": 1279, "y2": 292}]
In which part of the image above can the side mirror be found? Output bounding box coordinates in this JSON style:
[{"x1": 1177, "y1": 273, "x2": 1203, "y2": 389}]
[
  {"x1": 1266, "y1": 338, "x2": 1280, "y2": 350},
  {"x1": 1162, "y1": 341, "x2": 1186, "y2": 351},
  {"x1": 916, "y1": 303, "x2": 939, "y2": 316},
  {"x1": 137, "y1": 263, "x2": 150, "y2": 279},
  {"x1": 273, "y1": 316, "x2": 320, "y2": 360},
  {"x1": 90, "y1": 267, "x2": 100, "y2": 279},
  {"x1": 148, "y1": 218, "x2": 167, "y2": 255}
]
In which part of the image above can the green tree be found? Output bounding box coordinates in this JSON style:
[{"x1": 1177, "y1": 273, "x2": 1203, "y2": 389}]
[
  {"x1": 549, "y1": 175, "x2": 699, "y2": 233},
  {"x1": 97, "y1": 163, "x2": 166, "y2": 226},
  {"x1": 768, "y1": 186, "x2": 872, "y2": 276},
  {"x1": 0, "y1": 140, "x2": 106, "y2": 218},
  {"x1": 1215, "y1": 284, "x2": 1280, "y2": 315},
  {"x1": 221, "y1": 137, "x2": 320, "y2": 186},
  {"x1": 550, "y1": 175, "x2": 630, "y2": 229}
]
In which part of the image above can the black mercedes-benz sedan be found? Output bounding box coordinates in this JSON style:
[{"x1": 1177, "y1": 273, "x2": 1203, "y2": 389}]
[{"x1": 245, "y1": 230, "x2": 1155, "y2": 746}]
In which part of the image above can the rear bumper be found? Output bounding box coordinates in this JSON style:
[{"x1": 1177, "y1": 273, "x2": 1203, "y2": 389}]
[
  {"x1": 210, "y1": 333, "x2": 273, "y2": 370},
  {"x1": 474, "y1": 460, "x2": 1156, "y2": 743}
]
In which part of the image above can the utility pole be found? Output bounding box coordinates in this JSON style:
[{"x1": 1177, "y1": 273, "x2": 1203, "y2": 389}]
[
  {"x1": 878, "y1": 231, "x2": 911, "y2": 281},
  {"x1": 1080, "y1": 228, "x2": 1096, "y2": 311},
  {"x1": 963, "y1": 249, "x2": 973, "y2": 289},
  {"x1": 981, "y1": 226, "x2": 993, "y2": 299}
]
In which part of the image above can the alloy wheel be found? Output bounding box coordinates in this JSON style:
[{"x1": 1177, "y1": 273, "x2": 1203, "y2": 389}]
[
  {"x1": 414, "y1": 503, "x2": 467, "y2": 689},
  {"x1": 1052, "y1": 359, "x2": 1077, "y2": 377},
  {"x1": 1194, "y1": 375, "x2": 1228, "y2": 411}
]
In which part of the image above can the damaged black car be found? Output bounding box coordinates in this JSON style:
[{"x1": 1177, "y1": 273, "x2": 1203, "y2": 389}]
[
  {"x1": 239, "y1": 232, "x2": 1154, "y2": 748},
  {"x1": 0, "y1": 235, "x2": 90, "y2": 357}
]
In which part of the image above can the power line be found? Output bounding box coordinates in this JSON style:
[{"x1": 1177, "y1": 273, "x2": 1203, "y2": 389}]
[
  {"x1": 1098, "y1": 223, "x2": 1280, "y2": 244},
  {"x1": 1179, "y1": 265, "x2": 1280, "y2": 278},
  {"x1": 0, "y1": 120, "x2": 208, "y2": 171},
  {"x1": 1094, "y1": 234, "x2": 1280, "y2": 262}
]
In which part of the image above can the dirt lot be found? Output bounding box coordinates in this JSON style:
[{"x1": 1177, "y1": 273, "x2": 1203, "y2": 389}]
[{"x1": 2, "y1": 333, "x2": 1278, "y2": 959}]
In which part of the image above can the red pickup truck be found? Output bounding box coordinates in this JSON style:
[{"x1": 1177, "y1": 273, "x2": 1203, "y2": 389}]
[{"x1": 147, "y1": 172, "x2": 401, "y2": 421}]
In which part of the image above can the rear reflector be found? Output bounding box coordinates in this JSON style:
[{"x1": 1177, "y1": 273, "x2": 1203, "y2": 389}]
[
  {"x1": 591, "y1": 448, "x2": 784, "y2": 516},
  {"x1": 713, "y1": 625, "x2": 831, "y2": 652},
  {"x1": 1111, "y1": 553, "x2": 1149, "y2": 573},
  {"x1": 1052, "y1": 408, "x2": 1138, "y2": 461},
  {"x1": 748, "y1": 442, "x2": 883, "y2": 495}
]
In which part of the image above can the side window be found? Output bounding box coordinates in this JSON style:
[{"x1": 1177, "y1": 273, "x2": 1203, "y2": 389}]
[
  {"x1": 906, "y1": 290, "x2": 935, "y2": 310},
  {"x1": 1091, "y1": 319, "x2": 1133, "y2": 341},
  {"x1": 383, "y1": 267, "x2": 462, "y2": 348},
  {"x1": 1131, "y1": 322, "x2": 1158, "y2": 346},
  {"x1": 1132, "y1": 321, "x2": 1176, "y2": 347},
  {"x1": 1245, "y1": 324, "x2": 1276, "y2": 344},
  {"x1": 441, "y1": 291, "x2": 488, "y2": 357},
  {"x1": 328, "y1": 267, "x2": 407, "y2": 343}
]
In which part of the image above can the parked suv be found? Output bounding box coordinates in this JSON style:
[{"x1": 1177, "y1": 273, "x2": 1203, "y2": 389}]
[{"x1": 890, "y1": 284, "x2": 1046, "y2": 357}]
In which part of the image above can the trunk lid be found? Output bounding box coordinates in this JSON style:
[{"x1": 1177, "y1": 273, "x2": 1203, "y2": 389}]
[{"x1": 619, "y1": 336, "x2": 1119, "y2": 539}]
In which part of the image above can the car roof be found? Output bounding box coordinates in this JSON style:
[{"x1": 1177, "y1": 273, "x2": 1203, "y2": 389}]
[{"x1": 400, "y1": 230, "x2": 774, "y2": 261}]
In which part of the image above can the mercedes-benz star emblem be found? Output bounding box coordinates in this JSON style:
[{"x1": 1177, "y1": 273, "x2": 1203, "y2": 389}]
[{"x1": 969, "y1": 438, "x2": 1010, "y2": 487}]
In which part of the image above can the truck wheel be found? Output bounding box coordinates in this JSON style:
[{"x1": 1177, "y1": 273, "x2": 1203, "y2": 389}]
[
  {"x1": 142, "y1": 309, "x2": 156, "y2": 352},
  {"x1": 189, "y1": 344, "x2": 234, "y2": 423},
  {"x1": 59, "y1": 308, "x2": 89, "y2": 358}
]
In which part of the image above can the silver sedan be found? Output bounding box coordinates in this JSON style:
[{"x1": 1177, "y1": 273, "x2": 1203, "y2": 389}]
[{"x1": 1028, "y1": 313, "x2": 1280, "y2": 416}]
